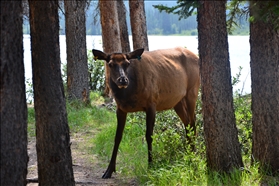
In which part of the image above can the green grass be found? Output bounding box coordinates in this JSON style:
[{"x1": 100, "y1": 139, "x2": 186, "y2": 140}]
[
  {"x1": 85, "y1": 92, "x2": 254, "y2": 185},
  {"x1": 27, "y1": 106, "x2": 36, "y2": 137},
  {"x1": 27, "y1": 90, "x2": 278, "y2": 186}
]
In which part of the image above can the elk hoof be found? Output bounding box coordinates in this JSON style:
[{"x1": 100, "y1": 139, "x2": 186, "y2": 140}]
[{"x1": 102, "y1": 168, "x2": 113, "y2": 179}]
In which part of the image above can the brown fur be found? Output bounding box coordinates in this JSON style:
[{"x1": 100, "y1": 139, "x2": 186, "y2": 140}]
[{"x1": 92, "y1": 47, "x2": 200, "y2": 178}]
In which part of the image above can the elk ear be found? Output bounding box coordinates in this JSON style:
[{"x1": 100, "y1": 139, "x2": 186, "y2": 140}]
[
  {"x1": 126, "y1": 48, "x2": 144, "y2": 60},
  {"x1": 92, "y1": 49, "x2": 110, "y2": 62}
]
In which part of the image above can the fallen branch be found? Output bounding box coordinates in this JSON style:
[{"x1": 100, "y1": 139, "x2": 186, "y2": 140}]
[
  {"x1": 27, "y1": 178, "x2": 97, "y2": 185},
  {"x1": 26, "y1": 177, "x2": 38, "y2": 183}
]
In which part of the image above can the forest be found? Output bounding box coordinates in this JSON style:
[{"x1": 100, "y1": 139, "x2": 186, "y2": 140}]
[
  {"x1": 1, "y1": 1, "x2": 279, "y2": 186},
  {"x1": 22, "y1": 1, "x2": 249, "y2": 36}
]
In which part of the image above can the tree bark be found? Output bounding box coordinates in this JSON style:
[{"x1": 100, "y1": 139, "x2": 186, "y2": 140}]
[
  {"x1": 117, "y1": 0, "x2": 131, "y2": 53},
  {"x1": 1, "y1": 1, "x2": 28, "y2": 185},
  {"x1": 129, "y1": 0, "x2": 149, "y2": 51},
  {"x1": 99, "y1": 0, "x2": 121, "y2": 53},
  {"x1": 250, "y1": 1, "x2": 279, "y2": 175},
  {"x1": 197, "y1": 0, "x2": 244, "y2": 173},
  {"x1": 29, "y1": 0, "x2": 75, "y2": 185},
  {"x1": 65, "y1": 0, "x2": 90, "y2": 103},
  {"x1": 99, "y1": 0, "x2": 122, "y2": 96}
]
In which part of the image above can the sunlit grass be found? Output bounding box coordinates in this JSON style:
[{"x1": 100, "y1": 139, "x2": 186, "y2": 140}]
[
  {"x1": 27, "y1": 90, "x2": 278, "y2": 185},
  {"x1": 86, "y1": 91, "x2": 267, "y2": 186},
  {"x1": 27, "y1": 106, "x2": 35, "y2": 138}
]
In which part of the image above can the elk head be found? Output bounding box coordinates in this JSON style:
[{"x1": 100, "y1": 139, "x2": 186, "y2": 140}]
[{"x1": 92, "y1": 48, "x2": 144, "y2": 89}]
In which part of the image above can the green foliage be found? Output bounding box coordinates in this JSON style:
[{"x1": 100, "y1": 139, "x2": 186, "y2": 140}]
[
  {"x1": 152, "y1": 111, "x2": 186, "y2": 164},
  {"x1": 154, "y1": 0, "x2": 250, "y2": 35},
  {"x1": 86, "y1": 66, "x2": 256, "y2": 185},
  {"x1": 234, "y1": 93, "x2": 252, "y2": 156},
  {"x1": 59, "y1": 50, "x2": 105, "y2": 95},
  {"x1": 61, "y1": 62, "x2": 67, "y2": 89},
  {"x1": 179, "y1": 29, "x2": 198, "y2": 36},
  {"x1": 226, "y1": 1, "x2": 249, "y2": 35},
  {"x1": 94, "y1": 111, "x2": 148, "y2": 177},
  {"x1": 148, "y1": 28, "x2": 163, "y2": 35},
  {"x1": 25, "y1": 67, "x2": 269, "y2": 185},
  {"x1": 88, "y1": 50, "x2": 105, "y2": 92},
  {"x1": 23, "y1": 1, "x2": 251, "y2": 36},
  {"x1": 207, "y1": 168, "x2": 243, "y2": 186},
  {"x1": 250, "y1": 1, "x2": 279, "y2": 30},
  {"x1": 61, "y1": 63, "x2": 69, "y2": 98},
  {"x1": 25, "y1": 63, "x2": 259, "y2": 185},
  {"x1": 144, "y1": 155, "x2": 207, "y2": 185},
  {"x1": 232, "y1": 67, "x2": 252, "y2": 156},
  {"x1": 153, "y1": 0, "x2": 199, "y2": 20},
  {"x1": 27, "y1": 107, "x2": 36, "y2": 137},
  {"x1": 67, "y1": 94, "x2": 115, "y2": 133},
  {"x1": 232, "y1": 66, "x2": 243, "y2": 86},
  {"x1": 25, "y1": 78, "x2": 34, "y2": 104},
  {"x1": 25, "y1": 88, "x2": 268, "y2": 185}
]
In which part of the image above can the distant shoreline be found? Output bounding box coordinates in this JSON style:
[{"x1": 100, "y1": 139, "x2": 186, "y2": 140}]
[
  {"x1": 23, "y1": 35, "x2": 251, "y2": 94},
  {"x1": 23, "y1": 34, "x2": 250, "y2": 36}
]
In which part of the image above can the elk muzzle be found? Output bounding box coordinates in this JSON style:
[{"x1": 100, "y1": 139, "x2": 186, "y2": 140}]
[{"x1": 117, "y1": 76, "x2": 129, "y2": 89}]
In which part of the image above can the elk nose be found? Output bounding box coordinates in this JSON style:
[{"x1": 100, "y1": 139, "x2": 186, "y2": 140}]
[{"x1": 117, "y1": 76, "x2": 128, "y2": 85}]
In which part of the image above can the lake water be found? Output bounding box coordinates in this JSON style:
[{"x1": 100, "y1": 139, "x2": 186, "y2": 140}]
[{"x1": 23, "y1": 35, "x2": 251, "y2": 94}]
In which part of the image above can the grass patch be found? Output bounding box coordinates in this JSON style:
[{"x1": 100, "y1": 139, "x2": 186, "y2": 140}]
[
  {"x1": 26, "y1": 88, "x2": 278, "y2": 185},
  {"x1": 93, "y1": 111, "x2": 148, "y2": 178},
  {"x1": 87, "y1": 90, "x2": 267, "y2": 185},
  {"x1": 27, "y1": 106, "x2": 36, "y2": 138}
]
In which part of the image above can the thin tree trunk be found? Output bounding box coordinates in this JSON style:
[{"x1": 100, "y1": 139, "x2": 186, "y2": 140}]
[
  {"x1": 1, "y1": 1, "x2": 28, "y2": 185},
  {"x1": 65, "y1": 0, "x2": 90, "y2": 103},
  {"x1": 197, "y1": 0, "x2": 243, "y2": 173},
  {"x1": 250, "y1": 1, "x2": 279, "y2": 175},
  {"x1": 29, "y1": 0, "x2": 75, "y2": 185},
  {"x1": 117, "y1": 0, "x2": 130, "y2": 53},
  {"x1": 99, "y1": 0, "x2": 122, "y2": 96},
  {"x1": 129, "y1": 0, "x2": 149, "y2": 51}
]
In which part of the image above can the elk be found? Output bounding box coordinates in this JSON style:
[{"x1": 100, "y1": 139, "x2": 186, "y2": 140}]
[{"x1": 92, "y1": 47, "x2": 200, "y2": 178}]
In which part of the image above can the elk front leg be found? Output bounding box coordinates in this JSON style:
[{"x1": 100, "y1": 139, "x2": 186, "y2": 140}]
[
  {"x1": 145, "y1": 105, "x2": 156, "y2": 164},
  {"x1": 102, "y1": 108, "x2": 127, "y2": 179}
]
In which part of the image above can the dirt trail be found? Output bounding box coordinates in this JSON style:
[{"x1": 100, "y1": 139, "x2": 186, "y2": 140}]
[{"x1": 27, "y1": 136, "x2": 136, "y2": 186}]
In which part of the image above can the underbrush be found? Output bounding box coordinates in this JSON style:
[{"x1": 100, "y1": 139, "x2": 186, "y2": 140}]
[
  {"x1": 88, "y1": 90, "x2": 265, "y2": 186},
  {"x1": 26, "y1": 69, "x2": 278, "y2": 185},
  {"x1": 86, "y1": 68, "x2": 263, "y2": 185},
  {"x1": 26, "y1": 91, "x2": 272, "y2": 186}
]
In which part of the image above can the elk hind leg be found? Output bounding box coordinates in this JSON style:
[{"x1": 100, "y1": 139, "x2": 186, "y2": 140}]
[
  {"x1": 185, "y1": 89, "x2": 199, "y2": 137},
  {"x1": 174, "y1": 99, "x2": 193, "y2": 142}
]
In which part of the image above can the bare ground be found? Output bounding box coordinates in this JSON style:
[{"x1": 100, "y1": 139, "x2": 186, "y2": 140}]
[{"x1": 27, "y1": 134, "x2": 137, "y2": 186}]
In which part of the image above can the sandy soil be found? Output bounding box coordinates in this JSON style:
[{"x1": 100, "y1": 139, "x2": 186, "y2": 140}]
[{"x1": 26, "y1": 136, "x2": 137, "y2": 186}]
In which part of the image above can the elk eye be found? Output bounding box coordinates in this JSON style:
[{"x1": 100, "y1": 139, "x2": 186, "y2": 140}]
[
  {"x1": 108, "y1": 62, "x2": 114, "y2": 68},
  {"x1": 123, "y1": 62, "x2": 130, "y2": 69}
]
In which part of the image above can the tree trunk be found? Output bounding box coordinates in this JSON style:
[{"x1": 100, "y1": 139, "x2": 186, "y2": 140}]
[
  {"x1": 65, "y1": 0, "x2": 90, "y2": 103},
  {"x1": 99, "y1": 0, "x2": 122, "y2": 96},
  {"x1": 1, "y1": 1, "x2": 28, "y2": 185},
  {"x1": 29, "y1": 0, "x2": 75, "y2": 185},
  {"x1": 129, "y1": 0, "x2": 149, "y2": 51},
  {"x1": 197, "y1": 0, "x2": 243, "y2": 173},
  {"x1": 99, "y1": 0, "x2": 121, "y2": 53},
  {"x1": 117, "y1": 0, "x2": 131, "y2": 53},
  {"x1": 250, "y1": 1, "x2": 279, "y2": 175}
]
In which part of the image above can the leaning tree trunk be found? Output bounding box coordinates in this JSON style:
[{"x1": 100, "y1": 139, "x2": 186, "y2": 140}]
[
  {"x1": 117, "y1": 0, "x2": 131, "y2": 53},
  {"x1": 197, "y1": 0, "x2": 244, "y2": 173},
  {"x1": 99, "y1": 0, "x2": 122, "y2": 96},
  {"x1": 250, "y1": 1, "x2": 279, "y2": 175},
  {"x1": 29, "y1": 0, "x2": 75, "y2": 185},
  {"x1": 65, "y1": 0, "x2": 90, "y2": 103},
  {"x1": 1, "y1": 1, "x2": 28, "y2": 185},
  {"x1": 129, "y1": 0, "x2": 149, "y2": 51}
]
